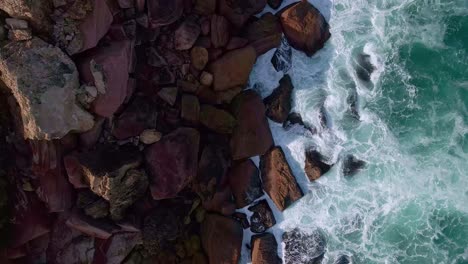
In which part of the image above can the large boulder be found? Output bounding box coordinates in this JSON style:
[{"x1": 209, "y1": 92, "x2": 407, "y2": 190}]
[
  {"x1": 77, "y1": 40, "x2": 134, "y2": 117},
  {"x1": 251, "y1": 233, "x2": 282, "y2": 264},
  {"x1": 209, "y1": 46, "x2": 257, "y2": 91},
  {"x1": 200, "y1": 105, "x2": 237, "y2": 134},
  {"x1": 248, "y1": 200, "x2": 276, "y2": 233},
  {"x1": 304, "y1": 149, "x2": 332, "y2": 181},
  {"x1": 280, "y1": 1, "x2": 331, "y2": 56},
  {"x1": 219, "y1": 0, "x2": 267, "y2": 28},
  {"x1": 264, "y1": 74, "x2": 294, "y2": 123},
  {"x1": 64, "y1": 145, "x2": 147, "y2": 220},
  {"x1": 283, "y1": 228, "x2": 327, "y2": 264},
  {"x1": 145, "y1": 127, "x2": 200, "y2": 200},
  {"x1": 0, "y1": 38, "x2": 94, "y2": 140},
  {"x1": 0, "y1": 0, "x2": 53, "y2": 35},
  {"x1": 230, "y1": 90, "x2": 274, "y2": 160},
  {"x1": 260, "y1": 146, "x2": 303, "y2": 211},
  {"x1": 228, "y1": 159, "x2": 263, "y2": 208},
  {"x1": 201, "y1": 214, "x2": 243, "y2": 264},
  {"x1": 148, "y1": 0, "x2": 184, "y2": 27}
]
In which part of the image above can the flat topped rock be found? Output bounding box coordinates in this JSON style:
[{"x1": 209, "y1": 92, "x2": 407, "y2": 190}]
[
  {"x1": 0, "y1": 37, "x2": 94, "y2": 140},
  {"x1": 260, "y1": 146, "x2": 303, "y2": 211},
  {"x1": 251, "y1": 233, "x2": 282, "y2": 264}
]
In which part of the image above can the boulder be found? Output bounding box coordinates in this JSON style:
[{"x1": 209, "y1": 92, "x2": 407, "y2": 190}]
[
  {"x1": 191, "y1": 47, "x2": 209, "y2": 70},
  {"x1": 260, "y1": 146, "x2": 303, "y2": 211},
  {"x1": 66, "y1": 210, "x2": 120, "y2": 239},
  {"x1": 271, "y1": 36, "x2": 292, "y2": 73},
  {"x1": 200, "y1": 105, "x2": 237, "y2": 134},
  {"x1": 64, "y1": 145, "x2": 147, "y2": 220},
  {"x1": 304, "y1": 150, "x2": 332, "y2": 181},
  {"x1": 230, "y1": 90, "x2": 274, "y2": 160},
  {"x1": 145, "y1": 127, "x2": 200, "y2": 199},
  {"x1": 251, "y1": 233, "x2": 282, "y2": 264},
  {"x1": 0, "y1": 38, "x2": 94, "y2": 140},
  {"x1": 211, "y1": 15, "x2": 230, "y2": 48},
  {"x1": 244, "y1": 12, "x2": 282, "y2": 42},
  {"x1": 228, "y1": 159, "x2": 263, "y2": 208},
  {"x1": 181, "y1": 94, "x2": 200, "y2": 124},
  {"x1": 175, "y1": 16, "x2": 201, "y2": 50},
  {"x1": 194, "y1": 0, "x2": 217, "y2": 15},
  {"x1": 219, "y1": 0, "x2": 267, "y2": 28},
  {"x1": 209, "y1": 46, "x2": 257, "y2": 91},
  {"x1": 248, "y1": 200, "x2": 276, "y2": 233},
  {"x1": 112, "y1": 96, "x2": 158, "y2": 140},
  {"x1": 280, "y1": 1, "x2": 331, "y2": 56},
  {"x1": 77, "y1": 40, "x2": 133, "y2": 117},
  {"x1": 158, "y1": 86, "x2": 178, "y2": 106},
  {"x1": 342, "y1": 155, "x2": 366, "y2": 176},
  {"x1": 283, "y1": 228, "x2": 326, "y2": 264},
  {"x1": 267, "y1": 0, "x2": 283, "y2": 9},
  {"x1": 148, "y1": 0, "x2": 184, "y2": 27},
  {"x1": 0, "y1": 0, "x2": 53, "y2": 35},
  {"x1": 264, "y1": 74, "x2": 294, "y2": 123},
  {"x1": 201, "y1": 214, "x2": 243, "y2": 264}
]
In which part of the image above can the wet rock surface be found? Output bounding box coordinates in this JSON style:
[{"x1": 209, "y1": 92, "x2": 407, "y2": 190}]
[
  {"x1": 304, "y1": 149, "x2": 332, "y2": 181},
  {"x1": 264, "y1": 74, "x2": 294, "y2": 123},
  {"x1": 343, "y1": 155, "x2": 366, "y2": 176},
  {"x1": 283, "y1": 228, "x2": 327, "y2": 264},
  {"x1": 248, "y1": 200, "x2": 276, "y2": 233}
]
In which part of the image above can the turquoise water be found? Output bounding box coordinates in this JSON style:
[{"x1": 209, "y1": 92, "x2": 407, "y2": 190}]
[{"x1": 248, "y1": 0, "x2": 468, "y2": 263}]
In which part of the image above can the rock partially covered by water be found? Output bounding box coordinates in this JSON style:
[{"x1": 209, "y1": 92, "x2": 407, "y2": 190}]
[
  {"x1": 0, "y1": 0, "x2": 53, "y2": 35},
  {"x1": 343, "y1": 155, "x2": 366, "y2": 176},
  {"x1": 264, "y1": 74, "x2": 294, "y2": 123},
  {"x1": 260, "y1": 146, "x2": 303, "y2": 211},
  {"x1": 0, "y1": 38, "x2": 94, "y2": 140},
  {"x1": 248, "y1": 200, "x2": 276, "y2": 233},
  {"x1": 145, "y1": 127, "x2": 200, "y2": 199},
  {"x1": 283, "y1": 228, "x2": 326, "y2": 264},
  {"x1": 228, "y1": 159, "x2": 263, "y2": 208},
  {"x1": 355, "y1": 53, "x2": 376, "y2": 82},
  {"x1": 271, "y1": 36, "x2": 292, "y2": 73},
  {"x1": 304, "y1": 149, "x2": 332, "y2": 181},
  {"x1": 251, "y1": 233, "x2": 282, "y2": 264},
  {"x1": 335, "y1": 255, "x2": 353, "y2": 264},
  {"x1": 201, "y1": 214, "x2": 243, "y2": 264},
  {"x1": 280, "y1": 1, "x2": 331, "y2": 56}
]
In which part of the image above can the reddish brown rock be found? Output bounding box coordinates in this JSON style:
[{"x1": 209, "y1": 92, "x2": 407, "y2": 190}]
[
  {"x1": 264, "y1": 74, "x2": 294, "y2": 123},
  {"x1": 66, "y1": 210, "x2": 120, "y2": 239},
  {"x1": 304, "y1": 149, "x2": 331, "y2": 181},
  {"x1": 201, "y1": 214, "x2": 243, "y2": 264},
  {"x1": 219, "y1": 0, "x2": 267, "y2": 28},
  {"x1": 226, "y1": 37, "x2": 249, "y2": 50},
  {"x1": 191, "y1": 46, "x2": 209, "y2": 70},
  {"x1": 175, "y1": 16, "x2": 201, "y2": 50},
  {"x1": 200, "y1": 105, "x2": 237, "y2": 134},
  {"x1": 230, "y1": 90, "x2": 274, "y2": 160},
  {"x1": 148, "y1": 0, "x2": 184, "y2": 27},
  {"x1": 245, "y1": 12, "x2": 282, "y2": 42},
  {"x1": 77, "y1": 40, "x2": 133, "y2": 117},
  {"x1": 251, "y1": 233, "x2": 282, "y2": 264},
  {"x1": 248, "y1": 200, "x2": 276, "y2": 233},
  {"x1": 112, "y1": 96, "x2": 158, "y2": 140},
  {"x1": 194, "y1": 0, "x2": 217, "y2": 15},
  {"x1": 145, "y1": 127, "x2": 200, "y2": 200},
  {"x1": 228, "y1": 159, "x2": 263, "y2": 208},
  {"x1": 251, "y1": 33, "x2": 282, "y2": 55},
  {"x1": 280, "y1": 1, "x2": 331, "y2": 56},
  {"x1": 260, "y1": 146, "x2": 303, "y2": 211},
  {"x1": 211, "y1": 15, "x2": 230, "y2": 48},
  {"x1": 209, "y1": 46, "x2": 257, "y2": 91},
  {"x1": 181, "y1": 94, "x2": 200, "y2": 124}
]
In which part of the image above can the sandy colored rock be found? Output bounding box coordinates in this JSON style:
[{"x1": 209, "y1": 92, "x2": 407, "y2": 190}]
[
  {"x1": 0, "y1": 0, "x2": 53, "y2": 34},
  {"x1": 0, "y1": 38, "x2": 94, "y2": 140},
  {"x1": 140, "y1": 129, "x2": 162, "y2": 144},
  {"x1": 191, "y1": 47, "x2": 209, "y2": 70},
  {"x1": 200, "y1": 71, "x2": 214, "y2": 86}
]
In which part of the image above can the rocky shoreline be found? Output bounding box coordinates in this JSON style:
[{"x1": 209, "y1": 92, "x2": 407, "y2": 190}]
[{"x1": 0, "y1": 0, "x2": 341, "y2": 263}]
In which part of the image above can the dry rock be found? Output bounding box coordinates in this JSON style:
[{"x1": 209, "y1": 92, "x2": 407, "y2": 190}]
[{"x1": 140, "y1": 129, "x2": 162, "y2": 145}]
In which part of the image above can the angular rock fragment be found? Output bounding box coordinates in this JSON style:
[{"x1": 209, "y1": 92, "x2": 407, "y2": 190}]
[
  {"x1": 280, "y1": 1, "x2": 331, "y2": 56},
  {"x1": 0, "y1": 38, "x2": 94, "y2": 140},
  {"x1": 283, "y1": 228, "x2": 327, "y2": 264},
  {"x1": 211, "y1": 15, "x2": 230, "y2": 48},
  {"x1": 148, "y1": 0, "x2": 184, "y2": 27},
  {"x1": 145, "y1": 127, "x2": 200, "y2": 199},
  {"x1": 228, "y1": 159, "x2": 263, "y2": 208},
  {"x1": 200, "y1": 105, "x2": 237, "y2": 134},
  {"x1": 248, "y1": 200, "x2": 276, "y2": 233},
  {"x1": 251, "y1": 233, "x2": 282, "y2": 264},
  {"x1": 175, "y1": 16, "x2": 201, "y2": 50},
  {"x1": 201, "y1": 214, "x2": 243, "y2": 264},
  {"x1": 264, "y1": 74, "x2": 294, "y2": 123},
  {"x1": 230, "y1": 90, "x2": 274, "y2": 160},
  {"x1": 260, "y1": 146, "x2": 303, "y2": 211},
  {"x1": 66, "y1": 210, "x2": 120, "y2": 239},
  {"x1": 209, "y1": 46, "x2": 257, "y2": 91},
  {"x1": 304, "y1": 149, "x2": 332, "y2": 181},
  {"x1": 219, "y1": 0, "x2": 267, "y2": 28}
]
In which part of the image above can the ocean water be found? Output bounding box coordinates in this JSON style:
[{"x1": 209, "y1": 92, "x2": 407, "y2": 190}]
[{"x1": 245, "y1": 0, "x2": 468, "y2": 263}]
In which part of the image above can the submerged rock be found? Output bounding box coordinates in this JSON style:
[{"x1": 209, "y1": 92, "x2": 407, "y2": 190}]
[
  {"x1": 304, "y1": 149, "x2": 332, "y2": 181},
  {"x1": 356, "y1": 53, "x2": 375, "y2": 82},
  {"x1": 0, "y1": 38, "x2": 94, "y2": 140},
  {"x1": 283, "y1": 228, "x2": 327, "y2": 264},
  {"x1": 264, "y1": 74, "x2": 294, "y2": 123},
  {"x1": 260, "y1": 146, "x2": 303, "y2": 211},
  {"x1": 335, "y1": 255, "x2": 353, "y2": 264},
  {"x1": 271, "y1": 36, "x2": 292, "y2": 73},
  {"x1": 251, "y1": 233, "x2": 282, "y2": 264},
  {"x1": 248, "y1": 200, "x2": 276, "y2": 233},
  {"x1": 280, "y1": 1, "x2": 331, "y2": 56},
  {"x1": 343, "y1": 155, "x2": 366, "y2": 176}
]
